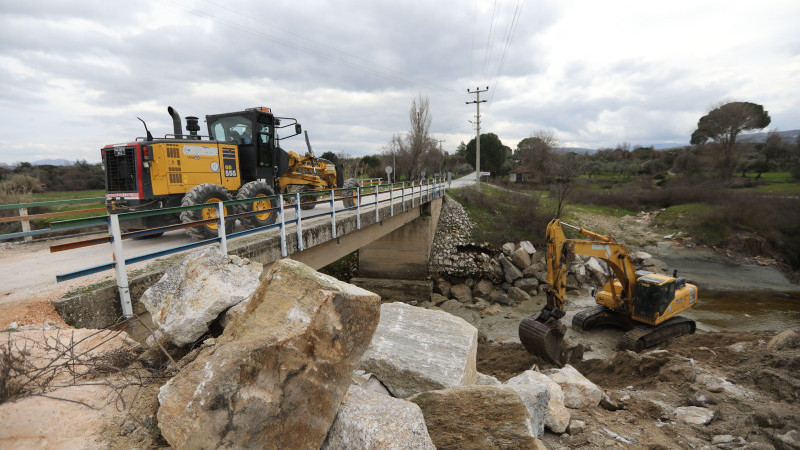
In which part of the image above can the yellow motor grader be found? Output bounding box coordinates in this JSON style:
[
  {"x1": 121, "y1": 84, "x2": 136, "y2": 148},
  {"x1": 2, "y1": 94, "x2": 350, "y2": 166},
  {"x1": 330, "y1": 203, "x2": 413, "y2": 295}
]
[
  {"x1": 519, "y1": 219, "x2": 699, "y2": 365},
  {"x1": 102, "y1": 106, "x2": 350, "y2": 239}
]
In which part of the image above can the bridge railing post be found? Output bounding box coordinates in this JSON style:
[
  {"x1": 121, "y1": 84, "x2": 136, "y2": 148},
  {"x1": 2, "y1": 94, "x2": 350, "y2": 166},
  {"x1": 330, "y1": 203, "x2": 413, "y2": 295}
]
[
  {"x1": 356, "y1": 185, "x2": 361, "y2": 229},
  {"x1": 330, "y1": 189, "x2": 337, "y2": 238},
  {"x1": 216, "y1": 201, "x2": 227, "y2": 255},
  {"x1": 109, "y1": 214, "x2": 133, "y2": 318},
  {"x1": 390, "y1": 182, "x2": 394, "y2": 216},
  {"x1": 411, "y1": 181, "x2": 415, "y2": 208},
  {"x1": 278, "y1": 194, "x2": 287, "y2": 257},
  {"x1": 19, "y1": 207, "x2": 32, "y2": 243},
  {"x1": 375, "y1": 184, "x2": 379, "y2": 223},
  {"x1": 419, "y1": 179, "x2": 423, "y2": 205},
  {"x1": 295, "y1": 192, "x2": 303, "y2": 252},
  {"x1": 401, "y1": 182, "x2": 406, "y2": 212}
]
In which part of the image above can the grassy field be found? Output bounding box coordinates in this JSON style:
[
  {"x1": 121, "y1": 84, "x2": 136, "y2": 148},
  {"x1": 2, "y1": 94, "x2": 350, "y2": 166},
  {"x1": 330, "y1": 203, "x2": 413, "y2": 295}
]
[
  {"x1": 488, "y1": 171, "x2": 800, "y2": 268},
  {"x1": 16, "y1": 190, "x2": 107, "y2": 227}
]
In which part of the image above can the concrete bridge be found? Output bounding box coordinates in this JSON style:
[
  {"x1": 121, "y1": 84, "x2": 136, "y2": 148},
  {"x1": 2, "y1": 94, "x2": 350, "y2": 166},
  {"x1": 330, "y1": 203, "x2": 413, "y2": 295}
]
[{"x1": 54, "y1": 181, "x2": 457, "y2": 329}]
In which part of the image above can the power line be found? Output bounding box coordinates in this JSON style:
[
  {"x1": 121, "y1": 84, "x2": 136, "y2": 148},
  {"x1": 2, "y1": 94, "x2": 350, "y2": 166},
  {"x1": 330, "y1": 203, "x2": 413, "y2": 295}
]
[
  {"x1": 489, "y1": 0, "x2": 525, "y2": 103},
  {"x1": 468, "y1": 0, "x2": 479, "y2": 80},
  {"x1": 481, "y1": 0, "x2": 499, "y2": 82}
]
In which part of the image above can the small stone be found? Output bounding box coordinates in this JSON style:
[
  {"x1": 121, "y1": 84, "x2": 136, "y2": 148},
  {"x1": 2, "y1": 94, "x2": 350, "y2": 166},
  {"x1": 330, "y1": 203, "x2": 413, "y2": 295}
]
[
  {"x1": 508, "y1": 286, "x2": 531, "y2": 303},
  {"x1": 712, "y1": 435, "x2": 735, "y2": 444},
  {"x1": 502, "y1": 242, "x2": 516, "y2": 255},
  {"x1": 480, "y1": 304, "x2": 503, "y2": 317},
  {"x1": 600, "y1": 393, "x2": 621, "y2": 411},
  {"x1": 766, "y1": 330, "x2": 800, "y2": 351},
  {"x1": 519, "y1": 241, "x2": 536, "y2": 255},
  {"x1": 120, "y1": 420, "x2": 136, "y2": 436},
  {"x1": 440, "y1": 299, "x2": 464, "y2": 313},
  {"x1": 776, "y1": 430, "x2": 799, "y2": 449},
  {"x1": 568, "y1": 419, "x2": 585, "y2": 435},
  {"x1": 675, "y1": 406, "x2": 714, "y2": 425},
  {"x1": 431, "y1": 293, "x2": 448, "y2": 306},
  {"x1": 726, "y1": 342, "x2": 750, "y2": 353},
  {"x1": 475, "y1": 372, "x2": 501, "y2": 386}
]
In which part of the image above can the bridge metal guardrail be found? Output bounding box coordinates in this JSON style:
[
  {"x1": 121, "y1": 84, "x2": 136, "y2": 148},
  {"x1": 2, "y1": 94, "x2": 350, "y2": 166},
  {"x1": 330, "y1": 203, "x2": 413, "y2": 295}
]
[
  {"x1": 51, "y1": 174, "x2": 452, "y2": 317},
  {"x1": 0, "y1": 196, "x2": 106, "y2": 242}
]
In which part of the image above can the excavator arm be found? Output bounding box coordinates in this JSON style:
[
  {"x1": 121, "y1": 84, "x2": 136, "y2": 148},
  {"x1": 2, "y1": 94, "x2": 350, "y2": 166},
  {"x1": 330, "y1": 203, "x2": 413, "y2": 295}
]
[{"x1": 520, "y1": 219, "x2": 638, "y2": 365}]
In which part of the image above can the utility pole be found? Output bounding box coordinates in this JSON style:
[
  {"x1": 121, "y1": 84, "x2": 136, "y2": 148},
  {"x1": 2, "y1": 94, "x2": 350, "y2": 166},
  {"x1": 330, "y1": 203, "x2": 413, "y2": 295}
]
[{"x1": 466, "y1": 86, "x2": 488, "y2": 187}]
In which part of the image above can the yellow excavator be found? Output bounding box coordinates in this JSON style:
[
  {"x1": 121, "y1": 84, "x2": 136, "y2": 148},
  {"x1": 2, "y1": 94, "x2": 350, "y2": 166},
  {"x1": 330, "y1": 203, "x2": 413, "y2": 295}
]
[{"x1": 519, "y1": 219, "x2": 699, "y2": 365}]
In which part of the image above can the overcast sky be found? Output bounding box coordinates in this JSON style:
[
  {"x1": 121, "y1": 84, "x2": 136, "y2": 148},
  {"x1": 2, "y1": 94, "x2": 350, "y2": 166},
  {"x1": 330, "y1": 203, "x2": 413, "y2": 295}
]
[{"x1": 1, "y1": 0, "x2": 798, "y2": 164}]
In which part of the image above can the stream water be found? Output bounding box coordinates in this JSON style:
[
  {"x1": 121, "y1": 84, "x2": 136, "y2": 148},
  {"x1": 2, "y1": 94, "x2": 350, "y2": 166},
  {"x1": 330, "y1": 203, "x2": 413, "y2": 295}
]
[{"x1": 641, "y1": 241, "x2": 800, "y2": 332}]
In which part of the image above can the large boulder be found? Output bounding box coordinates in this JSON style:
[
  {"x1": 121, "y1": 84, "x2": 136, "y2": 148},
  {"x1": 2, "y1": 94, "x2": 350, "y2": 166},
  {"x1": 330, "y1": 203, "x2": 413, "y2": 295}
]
[
  {"x1": 361, "y1": 303, "x2": 478, "y2": 398},
  {"x1": 508, "y1": 286, "x2": 532, "y2": 303},
  {"x1": 505, "y1": 372, "x2": 550, "y2": 438},
  {"x1": 519, "y1": 241, "x2": 536, "y2": 255},
  {"x1": 518, "y1": 370, "x2": 570, "y2": 433},
  {"x1": 410, "y1": 385, "x2": 541, "y2": 449},
  {"x1": 140, "y1": 246, "x2": 262, "y2": 347},
  {"x1": 322, "y1": 385, "x2": 435, "y2": 449},
  {"x1": 545, "y1": 364, "x2": 603, "y2": 409},
  {"x1": 510, "y1": 247, "x2": 532, "y2": 270},
  {"x1": 498, "y1": 255, "x2": 523, "y2": 283},
  {"x1": 473, "y1": 279, "x2": 494, "y2": 298},
  {"x1": 450, "y1": 283, "x2": 473, "y2": 303},
  {"x1": 156, "y1": 259, "x2": 380, "y2": 449}
]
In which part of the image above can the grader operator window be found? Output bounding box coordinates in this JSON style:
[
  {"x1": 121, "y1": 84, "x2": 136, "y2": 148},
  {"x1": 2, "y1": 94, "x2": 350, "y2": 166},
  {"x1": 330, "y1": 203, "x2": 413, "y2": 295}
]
[{"x1": 209, "y1": 115, "x2": 253, "y2": 144}]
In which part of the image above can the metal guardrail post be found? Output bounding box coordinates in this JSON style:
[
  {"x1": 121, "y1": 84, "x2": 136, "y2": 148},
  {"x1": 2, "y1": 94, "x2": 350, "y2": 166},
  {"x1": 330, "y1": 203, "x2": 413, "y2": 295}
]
[
  {"x1": 109, "y1": 214, "x2": 133, "y2": 318},
  {"x1": 330, "y1": 189, "x2": 337, "y2": 238},
  {"x1": 402, "y1": 182, "x2": 406, "y2": 212},
  {"x1": 375, "y1": 184, "x2": 379, "y2": 223},
  {"x1": 216, "y1": 201, "x2": 228, "y2": 255},
  {"x1": 419, "y1": 180, "x2": 423, "y2": 205},
  {"x1": 411, "y1": 181, "x2": 415, "y2": 208},
  {"x1": 295, "y1": 192, "x2": 303, "y2": 251},
  {"x1": 389, "y1": 183, "x2": 394, "y2": 217},
  {"x1": 19, "y1": 207, "x2": 32, "y2": 243},
  {"x1": 278, "y1": 194, "x2": 287, "y2": 257},
  {"x1": 356, "y1": 186, "x2": 361, "y2": 229}
]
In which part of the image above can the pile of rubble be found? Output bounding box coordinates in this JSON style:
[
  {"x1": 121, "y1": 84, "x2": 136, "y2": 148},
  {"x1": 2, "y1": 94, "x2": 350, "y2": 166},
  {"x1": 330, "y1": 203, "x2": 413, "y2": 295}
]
[
  {"x1": 0, "y1": 248, "x2": 612, "y2": 448},
  {"x1": 427, "y1": 195, "x2": 478, "y2": 276}
]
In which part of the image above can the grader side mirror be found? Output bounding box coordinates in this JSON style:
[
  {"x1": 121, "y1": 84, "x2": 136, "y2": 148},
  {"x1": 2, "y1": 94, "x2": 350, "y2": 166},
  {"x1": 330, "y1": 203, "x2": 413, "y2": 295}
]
[{"x1": 295, "y1": 124, "x2": 302, "y2": 134}]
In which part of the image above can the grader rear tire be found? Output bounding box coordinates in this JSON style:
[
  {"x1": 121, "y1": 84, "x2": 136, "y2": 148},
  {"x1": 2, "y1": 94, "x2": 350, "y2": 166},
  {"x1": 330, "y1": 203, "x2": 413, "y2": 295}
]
[
  {"x1": 342, "y1": 178, "x2": 359, "y2": 208},
  {"x1": 180, "y1": 183, "x2": 234, "y2": 240},
  {"x1": 237, "y1": 180, "x2": 277, "y2": 229}
]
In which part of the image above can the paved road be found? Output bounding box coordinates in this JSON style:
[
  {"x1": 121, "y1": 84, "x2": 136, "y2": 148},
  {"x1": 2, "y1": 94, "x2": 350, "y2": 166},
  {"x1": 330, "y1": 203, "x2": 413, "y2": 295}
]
[{"x1": 0, "y1": 177, "x2": 474, "y2": 305}]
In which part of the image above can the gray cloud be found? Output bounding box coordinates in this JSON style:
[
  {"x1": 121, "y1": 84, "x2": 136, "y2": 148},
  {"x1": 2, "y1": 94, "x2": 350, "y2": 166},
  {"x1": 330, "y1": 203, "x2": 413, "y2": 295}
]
[{"x1": 0, "y1": 0, "x2": 797, "y2": 164}]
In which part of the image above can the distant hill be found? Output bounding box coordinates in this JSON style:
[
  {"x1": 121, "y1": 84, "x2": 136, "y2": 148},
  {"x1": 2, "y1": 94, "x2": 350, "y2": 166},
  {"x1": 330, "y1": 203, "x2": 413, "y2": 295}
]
[
  {"x1": 559, "y1": 147, "x2": 595, "y2": 154},
  {"x1": 31, "y1": 159, "x2": 75, "y2": 166},
  {"x1": 737, "y1": 129, "x2": 799, "y2": 144}
]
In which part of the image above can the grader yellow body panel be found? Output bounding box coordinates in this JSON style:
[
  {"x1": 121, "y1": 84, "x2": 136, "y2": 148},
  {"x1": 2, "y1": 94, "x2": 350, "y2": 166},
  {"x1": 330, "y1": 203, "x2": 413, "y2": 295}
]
[{"x1": 148, "y1": 142, "x2": 241, "y2": 196}]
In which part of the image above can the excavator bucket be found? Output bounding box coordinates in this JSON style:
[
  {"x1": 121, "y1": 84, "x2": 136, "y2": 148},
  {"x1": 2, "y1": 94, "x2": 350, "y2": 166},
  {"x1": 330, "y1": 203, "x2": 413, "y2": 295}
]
[{"x1": 519, "y1": 314, "x2": 568, "y2": 366}]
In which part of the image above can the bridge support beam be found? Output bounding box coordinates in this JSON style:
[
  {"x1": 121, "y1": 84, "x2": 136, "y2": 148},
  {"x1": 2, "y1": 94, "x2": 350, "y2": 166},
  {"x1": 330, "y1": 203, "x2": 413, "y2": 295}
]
[{"x1": 357, "y1": 198, "x2": 442, "y2": 280}]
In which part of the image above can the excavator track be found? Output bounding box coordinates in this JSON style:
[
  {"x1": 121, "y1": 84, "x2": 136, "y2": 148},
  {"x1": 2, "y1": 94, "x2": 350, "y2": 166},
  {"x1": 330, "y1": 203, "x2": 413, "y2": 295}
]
[
  {"x1": 519, "y1": 314, "x2": 568, "y2": 366},
  {"x1": 619, "y1": 316, "x2": 696, "y2": 353}
]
